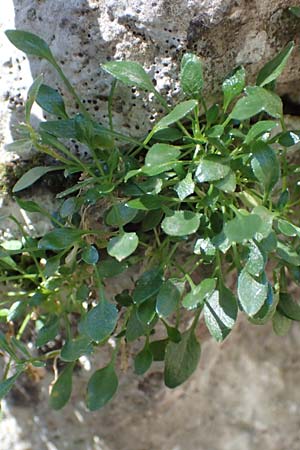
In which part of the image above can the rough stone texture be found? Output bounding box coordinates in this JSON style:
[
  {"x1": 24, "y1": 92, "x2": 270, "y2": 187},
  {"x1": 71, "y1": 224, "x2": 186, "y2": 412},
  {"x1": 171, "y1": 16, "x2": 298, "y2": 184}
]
[
  {"x1": 1, "y1": 0, "x2": 300, "y2": 160},
  {"x1": 1, "y1": 317, "x2": 300, "y2": 450}
]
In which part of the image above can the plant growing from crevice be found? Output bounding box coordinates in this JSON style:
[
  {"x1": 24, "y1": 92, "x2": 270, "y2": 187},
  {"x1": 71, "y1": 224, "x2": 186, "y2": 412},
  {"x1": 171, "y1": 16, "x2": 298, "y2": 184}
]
[{"x1": 1, "y1": 29, "x2": 300, "y2": 411}]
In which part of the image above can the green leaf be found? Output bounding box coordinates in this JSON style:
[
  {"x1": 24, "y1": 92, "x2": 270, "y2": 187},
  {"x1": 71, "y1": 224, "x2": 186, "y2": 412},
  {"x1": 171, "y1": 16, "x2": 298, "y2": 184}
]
[
  {"x1": 13, "y1": 166, "x2": 62, "y2": 193},
  {"x1": 248, "y1": 283, "x2": 276, "y2": 325},
  {"x1": 224, "y1": 211, "x2": 263, "y2": 243},
  {"x1": 5, "y1": 30, "x2": 55, "y2": 63},
  {"x1": 97, "y1": 257, "x2": 128, "y2": 278},
  {"x1": 237, "y1": 269, "x2": 268, "y2": 316},
  {"x1": 36, "y1": 84, "x2": 68, "y2": 118},
  {"x1": 36, "y1": 316, "x2": 59, "y2": 347},
  {"x1": 85, "y1": 299, "x2": 118, "y2": 342},
  {"x1": 230, "y1": 86, "x2": 283, "y2": 120},
  {"x1": 38, "y1": 228, "x2": 82, "y2": 251},
  {"x1": 152, "y1": 127, "x2": 183, "y2": 142},
  {"x1": 277, "y1": 293, "x2": 300, "y2": 321},
  {"x1": 0, "y1": 371, "x2": 23, "y2": 401},
  {"x1": 133, "y1": 268, "x2": 163, "y2": 305},
  {"x1": 161, "y1": 210, "x2": 200, "y2": 236},
  {"x1": 127, "y1": 195, "x2": 163, "y2": 211},
  {"x1": 154, "y1": 100, "x2": 197, "y2": 131},
  {"x1": 272, "y1": 310, "x2": 292, "y2": 336},
  {"x1": 39, "y1": 119, "x2": 76, "y2": 138},
  {"x1": 102, "y1": 60, "x2": 155, "y2": 91},
  {"x1": 251, "y1": 141, "x2": 280, "y2": 194},
  {"x1": 222, "y1": 66, "x2": 245, "y2": 111},
  {"x1": 289, "y1": 6, "x2": 300, "y2": 18},
  {"x1": 214, "y1": 170, "x2": 236, "y2": 193},
  {"x1": 60, "y1": 197, "x2": 76, "y2": 218},
  {"x1": 164, "y1": 327, "x2": 201, "y2": 388},
  {"x1": 182, "y1": 278, "x2": 216, "y2": 310},
  {"x1": 105, "y1": 203, "x2": 137, "y2": 226},
  {"x1": 82, "y1": 246, "x2": 99, "y2": 265},
  {"x1": 134, "y1": 345, "x2": 153, "y2": 375},
  {"x1": 252, "y1": 205, "x2": 274, "y2": 241},
  {"x1": 15, "y1": 198, "x2": 43, "y2": 213},
  {"x1": 277, "y1": 219, "x2": 300, "y2": 237},
  {"x1": 204, "y1": 285, "x2": 238, "y2": 342},
  {"x1": 180, "y1": 53, "x2": 203, "y2": 98},
  {"x1": 195, "y1": 157, "x2": 230, "y2": 183},
  {"x1": 137, "y1": 297, "x2": 157, "y2": 325},
  {"x1": 49, "y1": 363, "x2": 74, "y2": 410},
  {"x1": 86, "y1": 364, "x2": 118, "y2": 411},
  {"x1": 277, "y1": 241, "x2": 300, "y2": 266},
  {"x1": 278, "y1": 131, "x2": 300, "y2": 147},
  {"x1": 175, "y1": 173, "x2": 195, "y2": 200},
  {"x1": 107, "y1": 232, "x2": 139, "y2": 261},
  {"x1": 5, "y1": 139, "x2": 33, "y2": 153},
  {"x1": 244, "y1": 120, "x2": 278, "y2": 145},
  {"x1": 156, "y1": 279, "x2": 185, "y2": 318},
  {"x1": 149, "y1": 339, "x2": 168, "y2": 361},
  {"x1": 26, "y1": 75, "x2": 44, "y2": 123},
  {"x1": 256, "y1": 42, "x2": 294, "y2": 87},
  {"x1": 0, "y1": 331, "x2": 18, "y2": 359},
  {"x1": 61, "y1": 335, "x2": 93, "y2": 361},
  {"x1": 125, "y1": 306, "x2": 147, "y2": 342},
  {"x1": 244, "y1": 241, "x2": 266, "y2": 276},
  {"x1": 143, "y1": 144, "x2": 181, "y2": 176}
]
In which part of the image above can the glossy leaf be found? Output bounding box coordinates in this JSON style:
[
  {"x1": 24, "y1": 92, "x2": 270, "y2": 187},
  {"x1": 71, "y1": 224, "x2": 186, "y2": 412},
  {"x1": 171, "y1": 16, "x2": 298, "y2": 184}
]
[
  {"x1": 149, "y1": 339, "x2": 168, "y2": 361},
  {"x1": 214, "y1": 170, "x2": 236, "y2": 193},
  {"x1": 244, "y1": 120, "x2": 277, "y2": 145},
  {"x1": 13, "y1": 166, "x2": 61, "y2": 193},
  {"x1": 277, "y1": 241, "x2": 300, "y2": 266},
  {"x1": 277, "y1": 219, "x2": 300, "y2": 237},
  {"x1": 87, "y1": 364, "x2": 118, "y2": 411},
  {"x1": 49, "y1": 363, "x2": 74, "y2": 410},
  {"x1": 154, "y1": 100, "x2": 197, "y2": 131},
  {"x1": 97, "y1": 257, "x2": 128, "y2": 278},
  {"x1": 143, "y1": 144, "x2": 181, "y2": 176},
  {"x1": 180, "y1": 53, "x2": 203, "y2": 98},
  {"x1": 224, "y1": 211, "x2": 263, "y2": 243},
  {"x1": 164, "y1": 328, "x2": 201, "y2": 388},
  {"x1": 244, "y1": 240, "x2": 266, "y2": 276},
  {"x1": 278, "y1": 131, "x2": 300, "y2": 147},
  {"x1": 82, "y1": 246, "x2": 99, "y2": 265},
  {"x1": 289, "y1": 6, "x2": 300, "y2": 17},
  {"x1": 238, "y1": 269, "x2": 268, "y2": 316},
  {"x1": 102, "y1": 60, "x2": 155, "y2": 91},
  {"x1": 85, "y1": 299, "x2": 118, "y2": 342},
  {"x1": 195, "y1": 157, "x2": 230, "y2": 183},
  {"x1": 38, "y1": 228, "x2": 82, "y2": 251},
  {"x1": 125, "y1": 306, "x2": 148, "y2": 342},
  {"x1": 61, "y1": 335, "x2": 93, "y2": 361},
  {"x1": 161, "y1": 210, "x2": 200, "y2": 236},
  {"x1": 230, "y1": 86, "x2": 283, "y2": 120},
  {"x1": 156, "y1": 279, "x2": 185, "y2": 318},
  {"x1": 107, "y1": 232, "x2": 138, "y2": 261},
  {"x1": 182, "y1": 278, "x2": 216, "y2": 310},
  {"x1": 137, "y1": 297, "x2": 157, "y2": 325},
  {"x1": 175, "y1": 173, "x2": 195, "y2": 200},
  {"x1": 105, "y1": 203, "x2": 137, "y2": 227},
  {"x1": 133, "y1": 268, "x2": 163, "y2": 305},
  {"x1": 204, "y1": 285, "x2": 237, "y2": 342},
  {"x1": 251, "y1": 141, "x2": 280, "y2": 194},
  {"x1": 222, "y1": 66, "x2": 245, "y2": 111},
  {"x1": 5, "y1": 30, "x2": 55, "y2": 62},
  {"x1": 256, "y1": 42, "x2": 294, "y2": 87},
  {"x1": 36, "y1": 84, "x2": 68, "y2": 118}
]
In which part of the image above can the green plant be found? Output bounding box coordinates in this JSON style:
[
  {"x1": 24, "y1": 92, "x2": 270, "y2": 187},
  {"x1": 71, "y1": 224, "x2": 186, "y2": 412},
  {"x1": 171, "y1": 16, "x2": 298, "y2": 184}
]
[{"x1": 1, "y1": 29, "x2": 300, "y2": 410}]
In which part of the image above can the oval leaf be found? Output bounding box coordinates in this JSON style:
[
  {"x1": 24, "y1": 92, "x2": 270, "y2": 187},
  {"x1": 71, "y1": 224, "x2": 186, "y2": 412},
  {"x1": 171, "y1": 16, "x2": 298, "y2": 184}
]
[
  {"x1": 156, "y1": 279, "x2": 184, "y2": 318},
  {"x1": 38, "y1": 228, "x2": 82, "y2": 251},
  {"x1": 107, "y1": 232, "x2": 139, "y2": 261},
  {"x1": 143, "y1": 143, "x2": 181, "y2": 176},
  {"x1": 251, "y1": 141, "x2": 280, "y2": 194},
  {"x1": 5, "y1": 30, "x2": 55, "y2": 62},
  {"x1": 204, "y1": 286, "x2": 237, "y2": 342},
  {"x1": 102, "y1": 60, "x2": 155, "y2": 91},
  {"x1": 164, "y1": 328, "x2": 201, "y2": 388},
  {"x1": 256, "y1": 42, "x2": 294, "y2": 87},
  {"x1": 36, "y1": 84, "x2": 68, "y2": 118},
  {"x1": 85, "y1": 299, "x2": 118, "y2": 342},
  {"x1": 230, "y1": 86, "x2": 283, "y2": 120},
  {"x1": 224, "y1": 212, "x2": 263, "y2": 244},
  {"x1": 49, "y1": 363, "x2": 74, "y2": 410},
  {"x1": 134, "y1": 346, "x2": 153, "y2": 375},
  {"x1": 222, "y1": 66, "x2": 245, "y2": 111},
  {"x1": 86, "y1": 364, "x2": 118, "y2": 411},
  {"x1": 180, "y1": 53, "x2": 203, "y2": 98},
  {"x1": 195, "y1": 157, "x2": 230, "y2": 183},
  {"x1": 161, "y1": 210, "x2": 200, "y2": 237},
  {"x1": 154, "y1": 100, "x2": 198, "y2": 131},
  {"x1": 182, "y1": 278, "x2": 216, "y2": 310},
  {"x1": 238, "y1": 269, "x2": 268, "y2": 316}
]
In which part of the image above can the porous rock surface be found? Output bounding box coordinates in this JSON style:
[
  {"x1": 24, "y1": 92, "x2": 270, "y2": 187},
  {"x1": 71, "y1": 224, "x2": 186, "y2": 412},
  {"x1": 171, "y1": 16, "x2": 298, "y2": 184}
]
[{"x1": 1, "y1": 0, "x2": 300, "y2": 157}]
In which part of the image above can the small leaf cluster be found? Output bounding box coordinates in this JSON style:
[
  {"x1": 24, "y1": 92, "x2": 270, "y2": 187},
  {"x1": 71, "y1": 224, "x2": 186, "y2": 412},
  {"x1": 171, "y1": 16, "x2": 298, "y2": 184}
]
[{"x1": 1, "y1": 29, "x2": 300, "y2": 410}]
